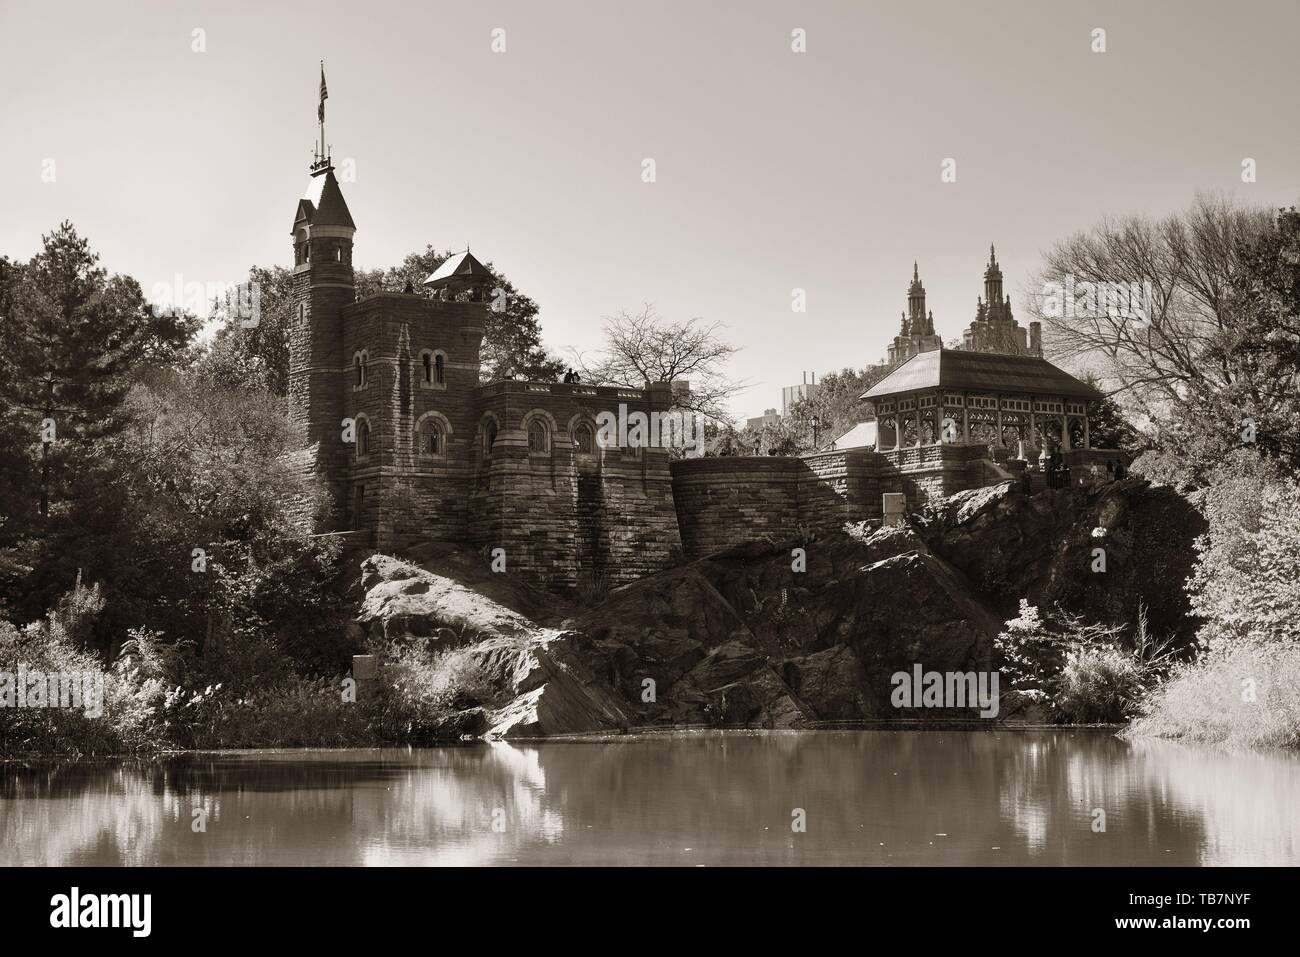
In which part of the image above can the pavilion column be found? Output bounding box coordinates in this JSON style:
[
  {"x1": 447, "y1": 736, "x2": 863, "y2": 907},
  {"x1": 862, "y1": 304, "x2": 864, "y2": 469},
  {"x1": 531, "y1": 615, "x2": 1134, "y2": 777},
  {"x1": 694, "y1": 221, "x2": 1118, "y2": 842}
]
[
  {"x1": 996, "y1": 405, "x2": 1004, "y2": 446},
  {"x1": 1084, "y1": 407, "x2": 1091, "y2": 449},
  {"x1": 962, "y1": 404, "x2": 970, "y2": 443},
  {"x1": 914, "y1": 411, "x2": 922, "y2": 448}
]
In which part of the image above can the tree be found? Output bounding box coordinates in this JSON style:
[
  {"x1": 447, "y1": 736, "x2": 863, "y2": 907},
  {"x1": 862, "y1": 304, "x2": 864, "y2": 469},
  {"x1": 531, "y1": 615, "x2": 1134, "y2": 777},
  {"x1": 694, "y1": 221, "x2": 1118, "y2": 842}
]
[
  {"x1": 1026, "y1": 193, "x2": 1275, "y2": 453},
  {"x1": 786, "y1": 364, "x2": 892, "y2": 448},
  {"x1": 1195, "y1": 205, "x2": 1300, "y2": 465},
  {"x1": 0, "y1": 223, "x2": 194, "y2": 525},
  {"x1": 200, "y1": 265, "x2": 294, "y2": 396},
  {"x1": 1082, "y1": 374, "x2": 1141, "y2": 451},
  {"x1": 570, "y1": 305, "x2": 744, "y2": 423}
]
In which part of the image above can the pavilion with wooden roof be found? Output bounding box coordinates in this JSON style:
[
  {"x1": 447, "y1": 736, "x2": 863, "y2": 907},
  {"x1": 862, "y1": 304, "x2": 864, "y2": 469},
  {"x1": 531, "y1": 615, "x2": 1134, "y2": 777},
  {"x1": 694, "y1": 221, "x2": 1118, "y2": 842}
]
[{"x1": 860, "y1": 349, "x2": 1103, "y2": 455}]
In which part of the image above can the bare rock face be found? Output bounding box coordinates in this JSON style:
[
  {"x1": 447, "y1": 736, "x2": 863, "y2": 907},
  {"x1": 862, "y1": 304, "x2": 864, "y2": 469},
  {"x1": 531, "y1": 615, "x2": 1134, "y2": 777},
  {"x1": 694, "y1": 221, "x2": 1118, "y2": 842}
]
[
  {"x1": 351, "y1": 479, "x2": 1196, "y2": 736},
  {"x1": 912, "y1": 478, "x2": 1203, "y2": 643},
  {"x1": 572, "y1": 526, "x2": 1000, "y2": 725}
]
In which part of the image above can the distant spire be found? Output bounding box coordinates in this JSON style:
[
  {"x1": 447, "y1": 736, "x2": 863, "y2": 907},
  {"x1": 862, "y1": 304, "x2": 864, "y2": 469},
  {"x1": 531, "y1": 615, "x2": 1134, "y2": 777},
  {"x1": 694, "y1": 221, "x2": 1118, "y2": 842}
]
[{"x1": 989, "y1": 243, "x2": 997, "y2": 266}]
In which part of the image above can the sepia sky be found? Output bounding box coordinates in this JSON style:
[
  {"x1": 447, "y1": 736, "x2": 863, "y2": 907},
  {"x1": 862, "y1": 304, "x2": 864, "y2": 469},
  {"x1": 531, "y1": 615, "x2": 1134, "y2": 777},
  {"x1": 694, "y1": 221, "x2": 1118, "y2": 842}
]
[{"x1": 1, "y1": 0, "x2": 1297, "y2": 418}]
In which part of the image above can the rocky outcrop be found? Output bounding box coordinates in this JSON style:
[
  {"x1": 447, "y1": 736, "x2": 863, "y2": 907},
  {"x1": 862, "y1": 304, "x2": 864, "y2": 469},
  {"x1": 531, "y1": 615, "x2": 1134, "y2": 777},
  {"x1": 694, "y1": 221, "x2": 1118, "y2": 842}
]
[
  {"x1": 912, "y1": 478, "x2": 1203, "y2": 642},
  {"x1": 350, "y1": 478, "x2": 1197, "y2": 736}
]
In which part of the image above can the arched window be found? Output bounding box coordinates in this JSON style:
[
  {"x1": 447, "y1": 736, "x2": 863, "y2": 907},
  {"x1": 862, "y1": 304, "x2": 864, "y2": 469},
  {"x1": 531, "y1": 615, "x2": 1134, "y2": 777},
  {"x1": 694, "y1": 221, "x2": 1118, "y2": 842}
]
[
  {"x1": 573, "y1": 422, "x2": 595, "y2": 454},
  {"x1": 356, "y1": 418, "x2": 371, "y2": 458},
  {"x1": 420, "y1": 418, "x2": 444, "y2": 456},
  {"x1": 483, "y1": 420, "x2": 498, "y2": 453},
  {"x1": 419, "y1": 350, "x2": 447, "y2": 389},
  {"x1": 527, "y1": 419, "x2": 550, "y2": 454},
  {"x1": 335, "y1": 247, "x2": 342, "y2": 262},
  {"x1": 354, "y1": 351, "x2": 368, "y2": 389},
  {"x1": 304, "y1": 242, "x2": 311, "y2": 262}
]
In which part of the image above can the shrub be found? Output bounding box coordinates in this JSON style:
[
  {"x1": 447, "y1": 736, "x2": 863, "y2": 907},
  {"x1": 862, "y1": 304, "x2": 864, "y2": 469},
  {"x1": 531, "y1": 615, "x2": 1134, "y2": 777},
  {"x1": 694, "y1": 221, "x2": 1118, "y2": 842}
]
[
  {"x1": 995, "y1": 600, "x2": 1175, "y2": 723},
  {"x1": 365, "y1": 637, "x2": 502, "y2": 742},
  {"x1": 1127, "y1": 642, "x2": 1300, "y2": 749}
]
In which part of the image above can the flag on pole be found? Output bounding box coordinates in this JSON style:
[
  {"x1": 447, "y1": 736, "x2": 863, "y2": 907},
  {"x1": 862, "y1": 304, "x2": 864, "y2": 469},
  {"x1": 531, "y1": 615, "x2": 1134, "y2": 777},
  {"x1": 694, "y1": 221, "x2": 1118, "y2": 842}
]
[{"x1": 318, "y1": 64, "x2": 328, "y2": 123}]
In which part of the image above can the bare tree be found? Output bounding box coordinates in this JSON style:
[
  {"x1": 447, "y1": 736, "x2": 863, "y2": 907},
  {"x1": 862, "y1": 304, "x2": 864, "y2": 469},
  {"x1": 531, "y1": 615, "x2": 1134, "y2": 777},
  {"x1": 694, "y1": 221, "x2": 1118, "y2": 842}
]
[
  {"x1": 1023, "y1": 193, "x2": 1272, "y2": 428},
  {"x1": 569, "y1": 305, "x2": 746, "y2": 423}
]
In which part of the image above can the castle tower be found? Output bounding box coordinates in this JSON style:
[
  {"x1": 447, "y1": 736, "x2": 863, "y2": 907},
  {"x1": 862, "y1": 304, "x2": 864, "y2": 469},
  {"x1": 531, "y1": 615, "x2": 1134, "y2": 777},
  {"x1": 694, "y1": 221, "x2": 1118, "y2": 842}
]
[{"x1": 287, "y1": 74, "x2": 356, "y2": 523}]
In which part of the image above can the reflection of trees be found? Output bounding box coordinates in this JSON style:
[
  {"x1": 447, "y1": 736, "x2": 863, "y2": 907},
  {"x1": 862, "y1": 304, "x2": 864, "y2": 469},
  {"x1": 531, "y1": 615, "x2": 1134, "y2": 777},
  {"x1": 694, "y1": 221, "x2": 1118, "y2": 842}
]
[{"x1": 3, "y1": 735, "x2": 1298, "y2": 865}]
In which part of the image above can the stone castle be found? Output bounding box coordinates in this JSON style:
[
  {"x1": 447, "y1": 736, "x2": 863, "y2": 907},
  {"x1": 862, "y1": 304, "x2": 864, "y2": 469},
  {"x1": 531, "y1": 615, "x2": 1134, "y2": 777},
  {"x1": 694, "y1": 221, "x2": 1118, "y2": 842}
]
[{"x1": 286, "y1": 101, "x2": 1118, "y2": 594}]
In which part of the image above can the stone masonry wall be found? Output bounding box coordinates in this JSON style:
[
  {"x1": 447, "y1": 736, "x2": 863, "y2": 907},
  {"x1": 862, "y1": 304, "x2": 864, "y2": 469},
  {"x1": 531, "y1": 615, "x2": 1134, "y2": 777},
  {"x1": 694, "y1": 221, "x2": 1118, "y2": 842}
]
[
  {"x1": 467, "y1": 381, "x2": 684, "y2": 592},
  {"x1": 672, "y1": 443, "x2": 1009, "y2": 561}
]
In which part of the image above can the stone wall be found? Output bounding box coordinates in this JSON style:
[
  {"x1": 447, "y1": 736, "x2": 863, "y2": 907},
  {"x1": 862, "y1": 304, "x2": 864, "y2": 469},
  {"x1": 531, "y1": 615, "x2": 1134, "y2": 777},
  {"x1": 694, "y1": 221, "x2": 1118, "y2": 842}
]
[
  {"x1": 672, "y1": 443, "x2": 1019, "y2": 561},
  {"x1": 467, "y1": 380, "x2": 684, "y2": 592},
  {"x1": 339, "y1": 293, "x2": 485, "y2": 551}
]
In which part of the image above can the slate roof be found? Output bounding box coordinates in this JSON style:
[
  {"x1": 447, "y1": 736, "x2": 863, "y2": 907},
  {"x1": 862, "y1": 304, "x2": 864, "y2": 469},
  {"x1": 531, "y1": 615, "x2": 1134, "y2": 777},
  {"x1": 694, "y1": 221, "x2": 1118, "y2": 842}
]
[
  {"x1": 292, "y1": 166, "x2": 355, "y2": 231},
  {"x1": 861, "y1": 349, "x2": 1101, "y2": 400},
  {"x1": 422, "y1": 250, "x2": 493, "y2": 287},
  {"x1": 827, "y1": 421, "x2": 878, "y2": 450}
]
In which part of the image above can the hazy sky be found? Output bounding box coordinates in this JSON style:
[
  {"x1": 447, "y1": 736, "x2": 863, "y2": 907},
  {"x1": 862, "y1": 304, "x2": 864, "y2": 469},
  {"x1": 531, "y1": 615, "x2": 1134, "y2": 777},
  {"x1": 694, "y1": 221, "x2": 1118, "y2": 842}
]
[{"x1": 2, "y1": 0, "x2": 1297, "y2": 417}]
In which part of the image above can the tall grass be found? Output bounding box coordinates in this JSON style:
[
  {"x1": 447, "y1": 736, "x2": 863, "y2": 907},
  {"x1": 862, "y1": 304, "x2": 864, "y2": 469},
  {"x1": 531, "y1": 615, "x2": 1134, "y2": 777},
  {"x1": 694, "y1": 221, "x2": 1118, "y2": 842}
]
[{"x1": 1127, "y1": 643, "x2": 1300, "y2": 749}]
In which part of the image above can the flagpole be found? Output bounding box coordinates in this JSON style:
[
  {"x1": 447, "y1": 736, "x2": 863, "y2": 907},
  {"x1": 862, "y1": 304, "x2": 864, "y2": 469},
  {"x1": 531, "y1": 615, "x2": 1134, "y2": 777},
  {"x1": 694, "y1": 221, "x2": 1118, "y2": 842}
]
[{"x1": 319, "y1": 60, "x2": 325, "y2": 165}]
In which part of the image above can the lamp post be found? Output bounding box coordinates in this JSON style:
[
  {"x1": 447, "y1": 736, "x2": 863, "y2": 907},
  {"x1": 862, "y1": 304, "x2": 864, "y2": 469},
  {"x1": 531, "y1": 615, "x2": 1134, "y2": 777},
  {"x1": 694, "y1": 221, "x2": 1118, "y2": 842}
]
[{"x1": 810, "y1": 414, "x2": 821, "y2": 451}]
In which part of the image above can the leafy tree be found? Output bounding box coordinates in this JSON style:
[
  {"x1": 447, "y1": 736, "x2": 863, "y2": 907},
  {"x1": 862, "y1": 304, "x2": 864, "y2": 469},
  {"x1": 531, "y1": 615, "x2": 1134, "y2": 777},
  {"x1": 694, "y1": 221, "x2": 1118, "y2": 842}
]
[
  {"x1": 0, "y1": 224, "x2": 195, "y2": 620},
  {"x1": 200, "y1": 265, "x2": 294, "y2": 396},
  {"x1": 1186, "y1": 452, "x2": 1300, "y2": 648},
  {"x1": 1081, "y1": 374, "x2": 1142, "y2": 451}
]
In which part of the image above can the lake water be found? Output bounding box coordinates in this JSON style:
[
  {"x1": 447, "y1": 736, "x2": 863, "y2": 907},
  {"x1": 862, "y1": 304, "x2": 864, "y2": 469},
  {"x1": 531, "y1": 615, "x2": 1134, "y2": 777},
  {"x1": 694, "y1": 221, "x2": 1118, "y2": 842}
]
[{"x1": 2, "y1": 730, "x2": 1298, "y2": 866}]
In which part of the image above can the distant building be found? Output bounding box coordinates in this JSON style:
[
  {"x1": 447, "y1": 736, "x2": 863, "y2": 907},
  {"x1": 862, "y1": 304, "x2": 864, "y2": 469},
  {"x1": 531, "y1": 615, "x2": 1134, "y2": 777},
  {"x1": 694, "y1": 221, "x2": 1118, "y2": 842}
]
[
  {"x1": 886, "y1": 263, "x2": 944, "y2": 365},
  {"x1": 961, "y1": 246, "x2": 1042, "y2": 356},
  {"x1": 746, "y1": 408, "x2": 781, "y2": 431},
  {"x1": 782, "y1": 371, "x2": 820, "y2": 415}
]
